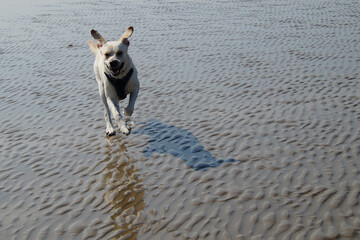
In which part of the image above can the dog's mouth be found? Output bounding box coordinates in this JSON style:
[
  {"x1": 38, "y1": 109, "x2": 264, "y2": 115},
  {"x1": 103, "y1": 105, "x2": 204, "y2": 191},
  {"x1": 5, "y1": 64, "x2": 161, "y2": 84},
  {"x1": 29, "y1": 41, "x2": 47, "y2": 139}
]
[{"x1": 108, "y1": 62, "x2": 124, "y2": 76}]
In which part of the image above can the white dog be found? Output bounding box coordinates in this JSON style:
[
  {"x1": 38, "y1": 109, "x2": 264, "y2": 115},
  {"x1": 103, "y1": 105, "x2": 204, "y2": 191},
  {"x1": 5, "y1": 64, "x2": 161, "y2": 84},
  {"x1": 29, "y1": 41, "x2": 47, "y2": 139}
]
[{"x1": 88, "y1": 27, "x2": 139, "y2": 136}]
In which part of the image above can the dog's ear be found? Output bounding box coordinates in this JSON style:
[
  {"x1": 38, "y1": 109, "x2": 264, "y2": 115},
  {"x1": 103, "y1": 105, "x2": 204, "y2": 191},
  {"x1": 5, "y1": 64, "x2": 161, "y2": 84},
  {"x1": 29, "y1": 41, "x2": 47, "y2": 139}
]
[
  {"x1": 91, "y1": 29, "x2": 106, "y2": 47},
  {"x1": 88, "y1": 40, "x2": 98, "y2": 55},
  {"x1": 120, "y1": 26, "x2": 134, "y2": 40},
  {"x1": 120, "y1": 27, "x2": 133, "y2": 46}
]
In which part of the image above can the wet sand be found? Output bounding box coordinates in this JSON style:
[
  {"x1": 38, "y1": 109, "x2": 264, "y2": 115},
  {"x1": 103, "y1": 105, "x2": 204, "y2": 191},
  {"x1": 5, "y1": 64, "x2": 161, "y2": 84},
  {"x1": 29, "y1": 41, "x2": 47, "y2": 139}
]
[{"x1": 1, "y1": 0, "x2": 359, "y2": 239}]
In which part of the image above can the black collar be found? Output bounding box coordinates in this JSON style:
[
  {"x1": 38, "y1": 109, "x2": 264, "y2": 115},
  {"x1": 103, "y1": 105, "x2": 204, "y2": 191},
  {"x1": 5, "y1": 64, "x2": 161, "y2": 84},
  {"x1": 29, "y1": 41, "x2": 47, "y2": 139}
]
[{"x1": 105, "y1": 68, "x2": 133, "y2": 100}]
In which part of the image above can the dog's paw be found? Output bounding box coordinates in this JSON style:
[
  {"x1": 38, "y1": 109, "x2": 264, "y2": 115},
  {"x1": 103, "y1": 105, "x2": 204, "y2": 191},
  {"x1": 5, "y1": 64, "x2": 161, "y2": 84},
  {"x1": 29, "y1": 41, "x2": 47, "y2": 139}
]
[
  {"x1": 120, "y1": 125, "x2": 131, "y2": 135},
  {"x1": 106, "y1": 130, "x2": 116, "y2": 136},
  {"x1": 106, "y1": 126, "x2": 116, "y2": 136}
]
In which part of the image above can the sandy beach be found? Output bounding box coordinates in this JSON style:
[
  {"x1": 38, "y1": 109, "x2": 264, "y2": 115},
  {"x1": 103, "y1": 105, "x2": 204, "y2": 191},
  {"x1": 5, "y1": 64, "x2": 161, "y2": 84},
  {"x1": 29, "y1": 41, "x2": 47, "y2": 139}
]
[{"x1": 0, "y1": 0, "x2": 359, "y2": 239}]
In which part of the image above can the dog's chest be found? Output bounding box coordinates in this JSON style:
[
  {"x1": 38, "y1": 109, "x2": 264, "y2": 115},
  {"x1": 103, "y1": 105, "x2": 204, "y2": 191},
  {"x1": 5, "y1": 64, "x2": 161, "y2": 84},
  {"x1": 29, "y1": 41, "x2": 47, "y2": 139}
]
[{"x1": 105, "y1": 68, "x2": 133, "y2": 100}]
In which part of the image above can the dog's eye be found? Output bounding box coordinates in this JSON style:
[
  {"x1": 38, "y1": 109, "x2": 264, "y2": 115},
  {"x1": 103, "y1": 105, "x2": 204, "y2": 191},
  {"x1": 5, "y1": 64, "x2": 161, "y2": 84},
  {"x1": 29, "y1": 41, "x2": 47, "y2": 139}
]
[
  {"x1": 104, "y1": 53, "x2": 110, "y2": 58},
  {"x1": 116, "y1": 51, "x2": 123, "y2": 56}
]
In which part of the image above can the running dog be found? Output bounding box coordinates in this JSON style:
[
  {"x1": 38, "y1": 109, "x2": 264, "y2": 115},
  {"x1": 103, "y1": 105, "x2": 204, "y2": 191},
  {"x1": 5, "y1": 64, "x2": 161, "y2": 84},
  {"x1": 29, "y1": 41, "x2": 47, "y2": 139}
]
[{"x1": 88, "y1": 27, "x2": 139, "y2": 136}]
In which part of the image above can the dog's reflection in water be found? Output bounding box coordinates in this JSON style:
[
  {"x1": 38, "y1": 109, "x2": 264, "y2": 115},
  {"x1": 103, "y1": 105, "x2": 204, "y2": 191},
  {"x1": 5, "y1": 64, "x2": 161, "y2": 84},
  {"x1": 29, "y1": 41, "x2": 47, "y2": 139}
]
[
  {"x1": 101, "y1": 137, "x2": 145, "y2": 240},
  {"x1": 134, "y1": 119, "x2": 236, "y2": 170}
]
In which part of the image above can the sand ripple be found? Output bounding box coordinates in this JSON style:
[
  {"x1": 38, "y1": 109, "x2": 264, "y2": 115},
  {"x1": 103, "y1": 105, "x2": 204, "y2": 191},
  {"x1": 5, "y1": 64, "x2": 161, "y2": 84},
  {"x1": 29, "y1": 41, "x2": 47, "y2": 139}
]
[{"x1": 0, "y1": 0, "x2": 359, "y2": 239}]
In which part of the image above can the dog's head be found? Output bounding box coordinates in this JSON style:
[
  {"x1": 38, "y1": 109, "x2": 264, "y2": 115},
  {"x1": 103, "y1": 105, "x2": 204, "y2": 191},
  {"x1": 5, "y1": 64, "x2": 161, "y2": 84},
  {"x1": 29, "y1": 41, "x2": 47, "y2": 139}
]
[{"x1": 88, "y1": 27, "x2": 133, "y2": 76}]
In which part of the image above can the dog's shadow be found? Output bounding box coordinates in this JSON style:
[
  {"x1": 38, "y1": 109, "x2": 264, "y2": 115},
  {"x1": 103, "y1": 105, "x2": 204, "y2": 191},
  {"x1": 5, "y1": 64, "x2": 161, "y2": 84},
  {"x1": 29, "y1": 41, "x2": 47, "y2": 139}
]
[{"x1": 133, "y1": 119, "x2": 236, "y2": 170}]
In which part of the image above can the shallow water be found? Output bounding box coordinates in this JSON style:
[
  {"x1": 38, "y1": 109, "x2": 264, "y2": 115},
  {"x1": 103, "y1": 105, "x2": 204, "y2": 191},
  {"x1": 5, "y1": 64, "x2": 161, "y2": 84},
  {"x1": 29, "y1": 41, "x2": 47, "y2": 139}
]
[{"x1": 1, "y1": 0, "x2": 359, "y2": 239}]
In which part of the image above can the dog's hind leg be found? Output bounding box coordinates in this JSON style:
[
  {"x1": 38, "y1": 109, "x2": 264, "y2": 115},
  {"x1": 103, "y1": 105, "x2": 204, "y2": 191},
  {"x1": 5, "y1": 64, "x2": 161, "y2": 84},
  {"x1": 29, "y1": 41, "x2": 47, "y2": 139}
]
[{"x1": 124, "y1": 89, "x2": 139, "y2": 116}]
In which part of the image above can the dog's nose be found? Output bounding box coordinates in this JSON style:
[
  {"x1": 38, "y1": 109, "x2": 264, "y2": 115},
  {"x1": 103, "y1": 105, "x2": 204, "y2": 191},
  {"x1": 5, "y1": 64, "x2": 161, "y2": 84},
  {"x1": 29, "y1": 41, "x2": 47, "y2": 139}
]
[{"x1": 110, "y1": 60, "x2": 120, "y2": 68}]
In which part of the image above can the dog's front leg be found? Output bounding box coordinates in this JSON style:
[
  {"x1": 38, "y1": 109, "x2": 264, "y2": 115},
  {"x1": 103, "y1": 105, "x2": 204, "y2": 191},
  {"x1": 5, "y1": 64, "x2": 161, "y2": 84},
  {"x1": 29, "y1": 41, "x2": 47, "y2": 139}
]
[
  {"x1": 124, "y1": 89, "x2": 139, "y2": 116},
  {"x1": 106, "y1": 97, "x2": 130, "y2": 135},
  {"x1": 98, "y1": 82, "x2": 116, "y2": 136}
]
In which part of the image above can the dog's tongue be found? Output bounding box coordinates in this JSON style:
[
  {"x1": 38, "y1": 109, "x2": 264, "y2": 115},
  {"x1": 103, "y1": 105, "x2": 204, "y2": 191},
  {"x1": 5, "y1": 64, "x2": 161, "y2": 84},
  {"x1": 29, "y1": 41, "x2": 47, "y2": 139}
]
[{"x1": 112, "y1": 69, "x2": 121, "y2": 76}]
